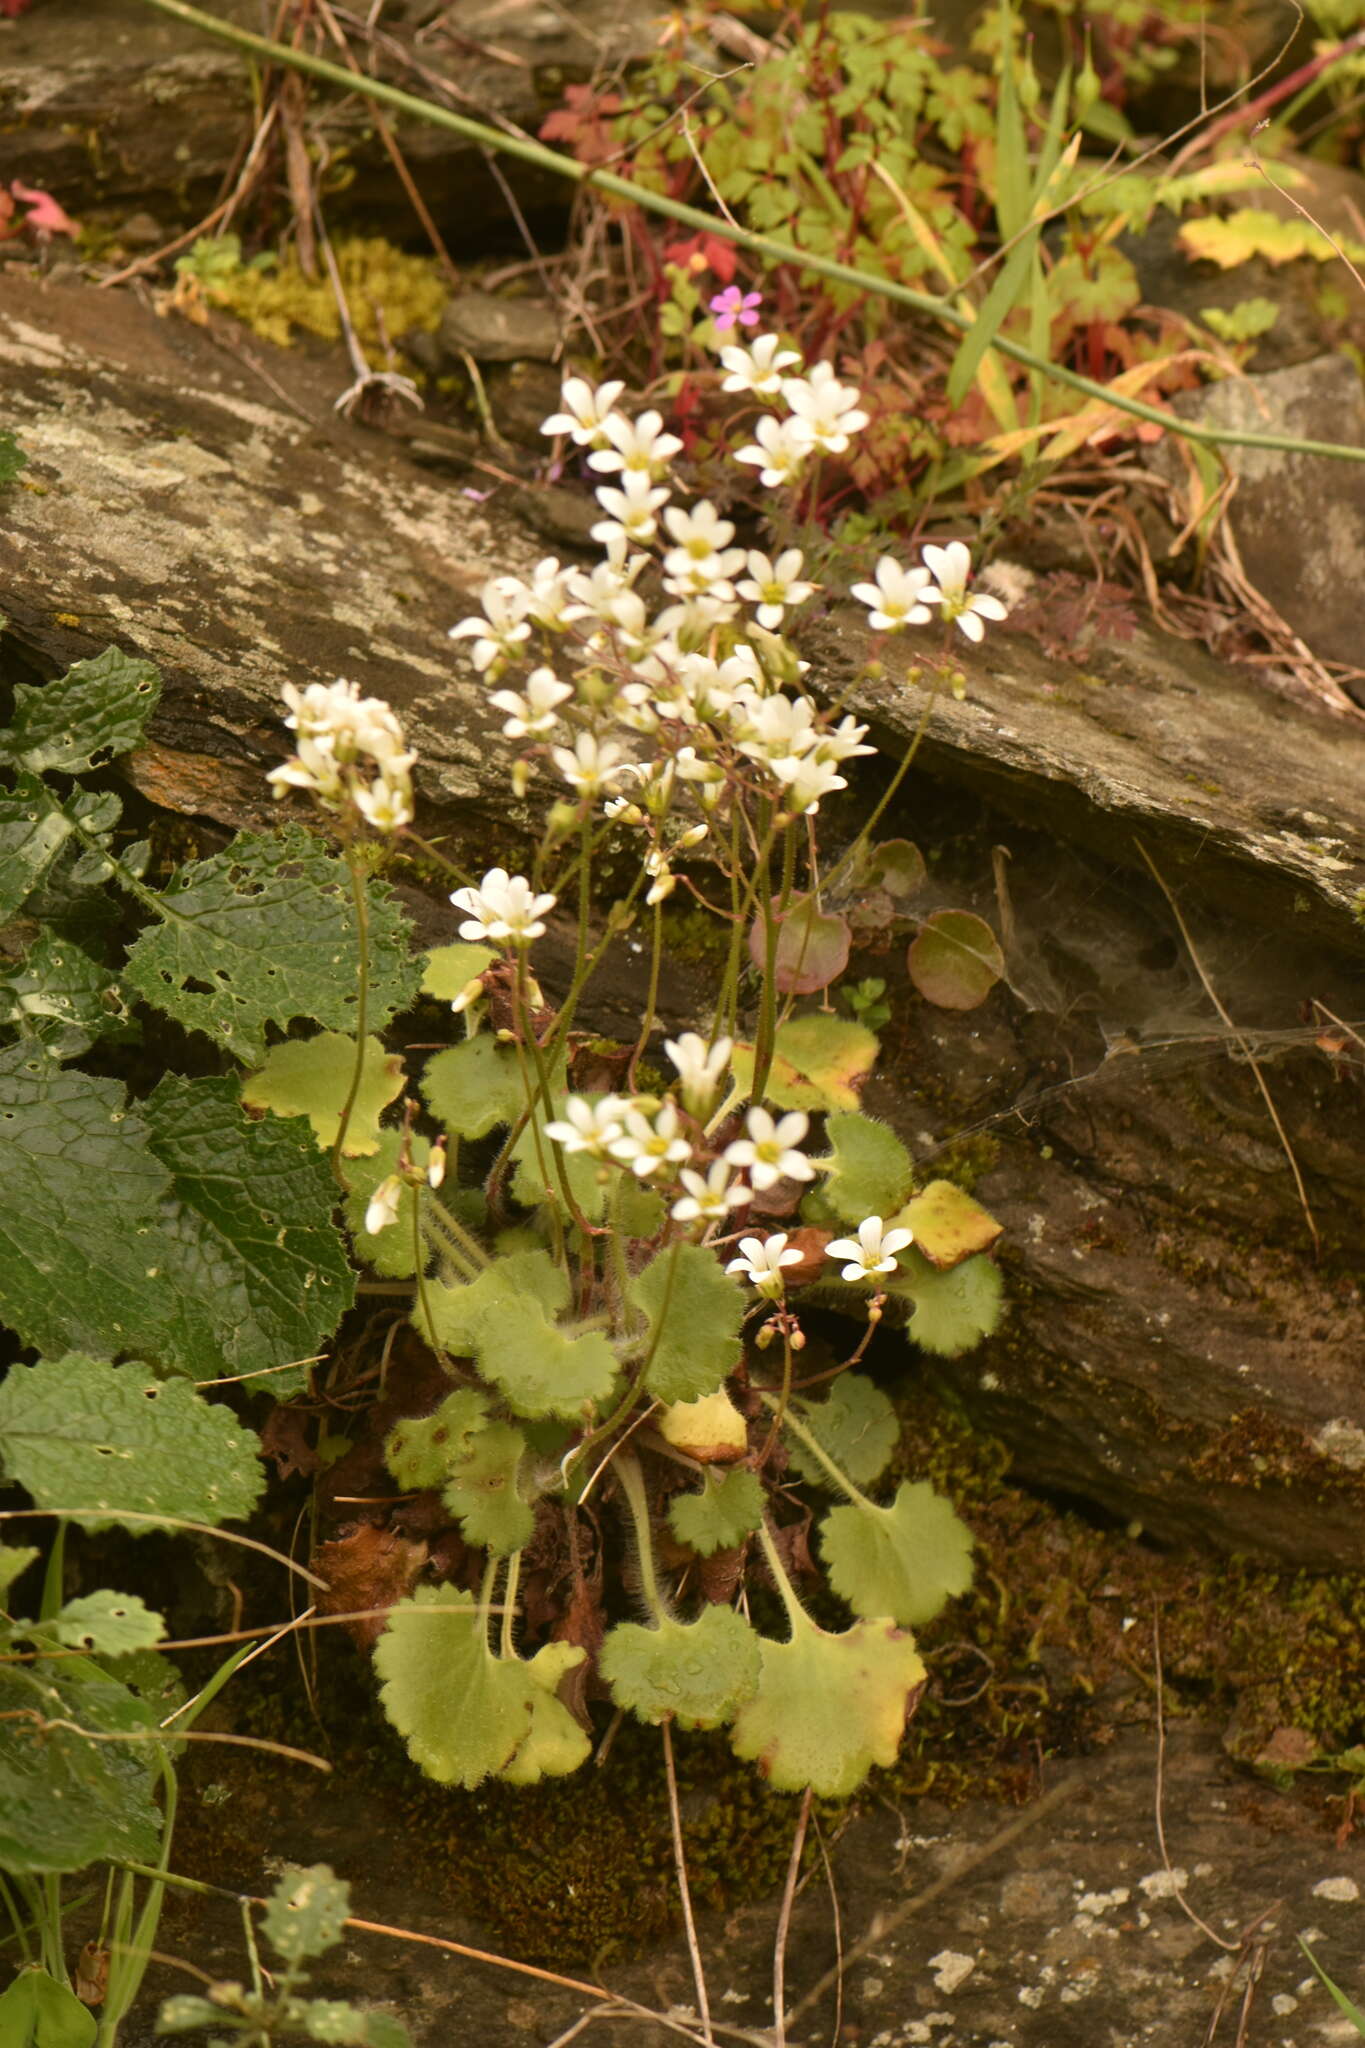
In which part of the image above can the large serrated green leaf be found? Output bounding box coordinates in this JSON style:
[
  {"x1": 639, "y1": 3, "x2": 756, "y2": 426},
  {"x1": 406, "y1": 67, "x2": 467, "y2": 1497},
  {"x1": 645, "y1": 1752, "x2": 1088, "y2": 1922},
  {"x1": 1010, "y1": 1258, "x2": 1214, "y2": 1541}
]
[
  {"x1": 0, "y1": 1354, "x2": 263, "y2": 1527},
  {"x1": 790, "y1": 1375, "x2": 900, "y2": 1490},
  {"x1": 0, "y1": 1966, "x2": 98, "y2": 2048},
  {"x1": 0, "y1": 927, "x2": 128, "y2": 1047},
  {"x1": 262, "y1": 1864, "x2": 351, "y2": 1963},
  {"x1": 144, "y1": 1076, "x2": 355, "y2": 1390},
  {"x1": 729, "y1": 1617, "x2": 926, "y2": 1796},
  {"x1": 0, "y1": 779, "x2": 120, "y2": 922},
  {"x1": 123, "y1": 823, "x2": 419, "y2": 1063},
  {"x1": 886, "y1": 1247, "x2": 1005, "y2": 1356},
  {"x1": 819, "y1": 1111, "x2": 914, "y2": 1224},
  {"x1": 0, "y1": 1657, "x2": 164, "y2": 1873},
  {"x1": 819, "y1": 1482, "x2": 974, "y2": 1626},
  {"x1": 668, "y1": 1469, "x2": 765, "y2": 1556},
  {"x1": 243, "y1": 1034, "x2": 405, "y2": 1156},
  {"x1": 629, "y1": 1243, "x2": 745, "y2": 1405},
  {"x1": 375, "y1": 1587, "x2": 587, "y2": 1788},
  {"x1": 600, "y1": 1606, "x2": 761, "y2": 1728},
  {"x1": 3, "y1": 648, "x2": 161, "y2": 776},
  {"x1": 50, "y1": 1591, "x2": 167, "y2": 1658},
  {"x1": 421, "y1": 1035, "x2": 528, "y2": 1139}
]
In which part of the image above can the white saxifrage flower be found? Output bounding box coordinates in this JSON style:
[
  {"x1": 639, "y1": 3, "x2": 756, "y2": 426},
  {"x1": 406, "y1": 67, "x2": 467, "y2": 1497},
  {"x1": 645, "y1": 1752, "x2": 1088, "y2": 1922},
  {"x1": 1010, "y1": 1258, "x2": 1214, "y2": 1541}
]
[
  {"x1": 737, "y1": 549, "x2": 816, "y2": 629},
  {"x1": 450, "y1": 868, "x2": 556, "y2": 946},
  {"x1": 734, "y1": 414, "x2": 815, "y2": 488},
  {"x1": 540, "y1": 376, "x2": 626, "y2": 446},
  {"x1": 663, "y1": 1032, "x2": 732, "y2": 1115},
  {"x1": 364, "y1": 1174, "x2": 403, "y2": 1237},
  {"x1": 781, "y1": 363, "x2": 870, "y2": 453},
  {"x1": 724, "y1": 1107, "x2": 816, "y2": 1191},
  {"x1": 770, "y1": 753, "x2": 848, "y2": 815},
  {"x1": 592, "y1": 473, "x2": 671, "y2": 547},
  {"x1": 672, "y1": 1160, "x2": 751, "y2": 1224},
  {"x1": 608, "y1": 1101, "x2": 692, "y2": 1178},
  {"x1": 719, "y1": 332, "x2": 802, "y2": 396},
  {"x1": 851, "y1": 556, "x2": 934, "y2": 633},
  {"x1": 726, "y1": 1232, "x2": 804, "y2": 1297},
  {"x1": 920, "y1": 540, "x2": 1010, "y2": 643},
  {"x1": 351, "y1": 773, "x2": 414, "y2": 831},
  {"x1": 551, "y1": 731, "x2": 629, "y2": 800},
  {"x1": 731, "y1": 689, "x2": 819, "y2": 763},
  {"x1": 269, "y1": 681, "x2": 415, "y2": 830},
  {"x1": 488, "y1": 666, "x2": 573, "y2": 739},
  {"x1": 587, "y1": 409, "x2": 683, "y2": 477},
  {"x1": 813, "y1": 714, "x2": 876, "y2": 765},
  {"x1": 661, "y1": 502, "x2": 744, "y2": 580},
  {"x1": 448, "y1": 579, "x2": 534, "y2": 674},
  {"x1": 544, "y1": 1094, "x2": 627, "y2": 1158},
  {"x1": 825, "y1": 1215, "x2": 914, "y2": 1283}
]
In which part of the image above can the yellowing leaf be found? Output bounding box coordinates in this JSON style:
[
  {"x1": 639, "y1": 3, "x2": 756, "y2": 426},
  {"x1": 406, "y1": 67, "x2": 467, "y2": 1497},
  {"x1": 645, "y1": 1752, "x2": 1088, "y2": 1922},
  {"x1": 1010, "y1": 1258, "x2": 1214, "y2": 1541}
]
[
  {"x1": 897, "y1": 1179, "x2": 1002, "y2": 1269},
  {"x1": 420, "y1": 942, "x2": 496, "y2": 1002},
  {"x1": 658, "y1": 1390, "x2": 749, "y2": 1462},
  {"x1": 1177, "y1": 207, "x2": 1359, "y2": 270},
  {"x1": 242, "y1": 1033, "x2": 404, "y2": 1156},
  {"x1": 733, "y1": 1014, "x2": 879, "y2": 1113},
  {"x1": 729, "y1": 1616, "x2": 926, "y2": 1796}
]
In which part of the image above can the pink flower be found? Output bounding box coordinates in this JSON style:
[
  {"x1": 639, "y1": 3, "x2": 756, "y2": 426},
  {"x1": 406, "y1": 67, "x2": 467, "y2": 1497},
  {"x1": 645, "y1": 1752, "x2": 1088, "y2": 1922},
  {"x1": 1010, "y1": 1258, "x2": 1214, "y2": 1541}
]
[{"x1": 710, "y1": 286, "x2": 763, "y2": 333}]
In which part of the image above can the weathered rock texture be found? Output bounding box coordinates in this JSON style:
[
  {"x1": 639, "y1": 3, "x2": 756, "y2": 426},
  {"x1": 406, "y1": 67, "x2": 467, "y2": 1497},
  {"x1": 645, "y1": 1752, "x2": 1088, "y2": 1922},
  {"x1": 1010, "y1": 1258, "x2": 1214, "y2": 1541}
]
[{"x1": 3, "y1": 272, "x2": 1365, "y2": 1568}]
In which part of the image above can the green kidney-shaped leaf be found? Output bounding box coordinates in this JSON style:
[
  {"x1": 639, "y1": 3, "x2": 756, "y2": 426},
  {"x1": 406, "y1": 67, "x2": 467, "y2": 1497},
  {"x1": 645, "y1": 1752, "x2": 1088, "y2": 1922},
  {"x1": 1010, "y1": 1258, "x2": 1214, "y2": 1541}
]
[
  {"x1": 384, "y1": 1388, "x2": 490, "y2": 1490},
  {"x1": 819, "y1": 1112, "x2": 914, "y2": 1225},
  {"x1": 729, "y1": 1617, "x2": 927, "y2": 1797},
  {"x1": 887, "y1": 1248, "x2": 1005, "y2": 1357},
  {"x1": 420, "y1": 942, "x2": 496, "y2": 1002},
  {"x1": 421, "y1": 1034, "x2": 528, "y2": 1140},
  {"x1": 789, "y1": 1375, "x2": 900, "y2": 1490},
  {"x1": 0, "y1": 1353, "x2": 263, "y2": 1528},
  {"x1": 0, "y1": 1967, "x2": 98, "y2": 2048},
  {"x1": 3, "y1": 648, "x2": 161, "y2": 777},
  {"x1": 262, "y1": 1864, "x2": 352, "y2": 1964},
  {"x1": 144, "y1": 1075, "x2": 355, "y2": 1389},
  {"x1": 443, "y1": 1421, "x2": 534, "y2": 1555},
  {"x1": 819, "y1": 1481, "x2": 974, "y2": 1626},
  {"x1": 0, "y1": 1657, "x2": 164, "y2": 1874},
  {"x1": 907, "y1": 910, "x2": 1004, "y2": 1011},
  {"x1": 375, "y1": 1587, "x2": 587, "y2": 1788},
  {"x1": 668, "y1": 1469, "x2": 766, "y2": 1556},
  {"x1": 748, "y1": 894, "x2": 851, "y2": 995},
  {"x1": 629, "y1": 1243, "x2": 745, "y2": 1405},
  {"x1": 420, "y1": 1255, "x2": 616, "y2": 1419},
  {"x1": 601, "y1": 1606, "x2": 762, "y2": 1729},
  {"x1": 124, "y1": 822, "x2": 419, "y2": 1064},
  {"x1": 51, "y1": 1591, "x2": 167, "y2": 1658},
  {"x1": 242, "y1": 1034, "x2": 405, "y2": 1157}
]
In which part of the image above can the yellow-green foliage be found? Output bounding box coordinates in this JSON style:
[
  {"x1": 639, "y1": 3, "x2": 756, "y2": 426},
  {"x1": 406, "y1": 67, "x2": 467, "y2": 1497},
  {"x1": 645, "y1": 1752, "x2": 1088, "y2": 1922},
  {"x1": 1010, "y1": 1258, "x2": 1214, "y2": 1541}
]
[{"x1": 176, "y1": 234, "x2": 446, "y2": 350}]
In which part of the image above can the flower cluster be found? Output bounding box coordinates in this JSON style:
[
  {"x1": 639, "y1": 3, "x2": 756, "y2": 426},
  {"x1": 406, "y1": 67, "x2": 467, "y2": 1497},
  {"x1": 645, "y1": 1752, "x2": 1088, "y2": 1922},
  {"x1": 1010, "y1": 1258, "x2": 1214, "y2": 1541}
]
[
  {"x1": 267, "y1": 679, "x2": 415, "y2": 830},
  {"x1": 854, "y1": 540, "x2": 1008, "y2": 645}
]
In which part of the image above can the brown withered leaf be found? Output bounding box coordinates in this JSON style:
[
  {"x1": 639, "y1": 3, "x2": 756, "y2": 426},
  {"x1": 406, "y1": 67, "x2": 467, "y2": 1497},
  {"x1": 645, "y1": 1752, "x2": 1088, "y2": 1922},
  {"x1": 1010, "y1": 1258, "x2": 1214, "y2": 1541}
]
[
  {"x1": 76, "y1": 1943, "x2": 109, "y2": 2005},
  {"x1": 260, "y1": 1403, "x2": 319, "y2": 1481},
  {"x1": 315, "y1": 1522, "x2": 428, "y2": 1647}
]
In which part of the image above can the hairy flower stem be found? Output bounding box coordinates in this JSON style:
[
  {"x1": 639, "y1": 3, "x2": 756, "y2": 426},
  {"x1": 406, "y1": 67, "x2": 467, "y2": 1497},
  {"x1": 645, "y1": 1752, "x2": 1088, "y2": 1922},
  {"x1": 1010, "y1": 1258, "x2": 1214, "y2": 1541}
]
[
  {"x1": 756, "y1": 1518, "x2": 811, "y2": 1638},
  {"x1": 330, "y1": 842, "x2": 370, "y2": 1191},
  {"x1": 756, "y1": 1332, "x2": 795, "y2": 1470},
  {"x1": 613, "y1": 1450, "x2": 669, "y2": 1624},
  {"x1": 627, "y1": 899, "x2": 665, "y2": 1090},
  {"x1": 760, "y1": 1395, "x2": 871, "y2": 1510},
  {"x1": 500, "y1": 1551, "x2": 523, "y2": 1659},
  {"x1": 750, "y1": 821, "x2": 798, "y2": 1106}
]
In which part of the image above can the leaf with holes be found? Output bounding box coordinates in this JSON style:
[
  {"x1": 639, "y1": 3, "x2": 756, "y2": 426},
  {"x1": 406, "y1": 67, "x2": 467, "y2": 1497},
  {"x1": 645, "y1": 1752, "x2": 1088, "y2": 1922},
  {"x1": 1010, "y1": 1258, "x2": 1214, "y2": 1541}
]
[
  {"x1": 748, "y1": 894, "x2": 851, "y2": 995},
  {"x1": 49, "y1": 1592, "x2": 167, "y2": 1658},
  {"x1": 601, "y1": 1607, "x2": 762, "y2": 1729},
  {"x1": 729, "y1": 1615, "x2": 926, "y2": 1796},
  {"x1": 376, "y1": 1587, "x2": 587, "y2": 1787},
  {"x1": 124, "y1": 823, "x2": 419, "y2": 1063},
  {"x1": 789, "y1": 1375, "x2": 900, "y2": 1490},
  {"x1": 907, "y1": 910, "x2": 1003, "y2": 1010},
  {"x1": 732, "y1": 1014, "x2": 879, "y2": 1114},
  {"x1": 261, "y1": 1864, "x2": 351, "y2": 1964},
  {"x1": 0, "y1": 1656, "x2": 164, "y2": 1874},
  {"x1": 0, "y1": 927, "x2": 128, "y2": 1051},
  {"x1": 819, "y1": 1482, "x2": 974, "y2": 1626},
  {"x1": 421, "y1": 1034, "x2": 528, "y2": 1140},
  {"x1": 243, "y1": 1033, "x2": 405, "y2": 1157},
  {"x1": 886, "y1": 1247, "x2": 1004, "y2": 1356},
  {"x1": 2, "y1": 647, "x2": 161, "y2": 776},
  {"x1": 0, "y1": 1353, "x2": 263, "y2": 1528},
  {"x1": 0, "y1": 779, "x2": 121, "y2": 922},
  {"x1": 897, "y1": 1180, "x2": 1002, "y2": 1269},
  {"x1": 668, "y1": 1468, "x2": 765, "y2": 1556},
  {"x1": 144, "y1": 1075, "x2": 355, "y2": 1390},
  {"x1": 819, "y1": 1111, "x2": 914, "y2": 1225},
  {"x1": 629, "y1": 1243, "x2": 745, "y2": 1405}
]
